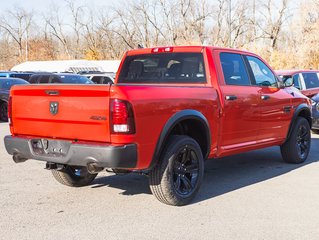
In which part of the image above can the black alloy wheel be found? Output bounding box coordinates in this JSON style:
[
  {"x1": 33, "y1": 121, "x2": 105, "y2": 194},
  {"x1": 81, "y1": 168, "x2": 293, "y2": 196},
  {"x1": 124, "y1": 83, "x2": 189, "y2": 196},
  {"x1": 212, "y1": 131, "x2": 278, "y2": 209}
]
[
  {"x1": 173, "y1": 146, "x2": 200, "y2": 196},
  {"x1": 296, "y1": 124, "x2": 311, "y2": 159},
  {"x1": 149, "y1": 135, "x2": 204, "y2": 206},
  {"x1": 281, "y1": 117, "x2": 311, "y2": 164}
]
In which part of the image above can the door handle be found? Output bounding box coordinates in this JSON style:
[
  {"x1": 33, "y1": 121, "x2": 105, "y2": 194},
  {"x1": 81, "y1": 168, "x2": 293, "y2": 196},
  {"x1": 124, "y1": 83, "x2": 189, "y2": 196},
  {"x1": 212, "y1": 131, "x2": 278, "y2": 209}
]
[
  {"x1": 225, "y1": 95, "x2": 237, "y2": 101},
  {"x1": 261, "y1": 95, "x2": 270, "y2": 100}
]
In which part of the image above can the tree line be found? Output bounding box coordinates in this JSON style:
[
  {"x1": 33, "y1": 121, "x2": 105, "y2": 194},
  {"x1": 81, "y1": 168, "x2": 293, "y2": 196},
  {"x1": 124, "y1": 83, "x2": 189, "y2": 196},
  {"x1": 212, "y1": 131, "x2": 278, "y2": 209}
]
[{"x1": 0, "y1": 0, "x2": 318, "y2": 71}]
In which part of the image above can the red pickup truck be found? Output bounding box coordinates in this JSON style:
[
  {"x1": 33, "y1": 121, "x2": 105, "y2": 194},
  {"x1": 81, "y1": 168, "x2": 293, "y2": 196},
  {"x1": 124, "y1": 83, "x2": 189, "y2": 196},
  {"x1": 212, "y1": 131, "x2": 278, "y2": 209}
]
[{"x1": 4, "y1": 46, "x2": 312, "y2": 206}]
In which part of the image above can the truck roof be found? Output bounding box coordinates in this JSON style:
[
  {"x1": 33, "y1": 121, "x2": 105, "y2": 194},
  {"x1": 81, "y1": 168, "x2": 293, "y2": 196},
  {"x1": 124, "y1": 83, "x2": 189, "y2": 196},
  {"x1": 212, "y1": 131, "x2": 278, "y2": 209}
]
[{"x1": 125, "y1": 46, "x2": 258, "y2": 56}]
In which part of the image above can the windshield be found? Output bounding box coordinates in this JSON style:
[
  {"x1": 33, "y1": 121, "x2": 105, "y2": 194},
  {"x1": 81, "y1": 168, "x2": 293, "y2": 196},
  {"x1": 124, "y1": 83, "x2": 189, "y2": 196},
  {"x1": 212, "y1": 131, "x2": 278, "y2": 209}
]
[
  {"x1": 302, "y1": 72, "x2": 319, "y2": 89},
  {"x1": 58, "y1": 75, "x2": 93, "y2": 84},
  {"x1": 118, "y1": 53, "x2": 206, "y2": 84}
]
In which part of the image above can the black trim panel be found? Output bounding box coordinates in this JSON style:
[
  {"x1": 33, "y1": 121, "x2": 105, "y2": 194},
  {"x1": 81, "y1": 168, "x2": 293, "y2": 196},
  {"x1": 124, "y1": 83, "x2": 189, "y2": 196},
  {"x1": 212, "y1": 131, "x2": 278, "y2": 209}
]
[{"x1": 4, "y1": 136, "x2": 137, "y2": 169}]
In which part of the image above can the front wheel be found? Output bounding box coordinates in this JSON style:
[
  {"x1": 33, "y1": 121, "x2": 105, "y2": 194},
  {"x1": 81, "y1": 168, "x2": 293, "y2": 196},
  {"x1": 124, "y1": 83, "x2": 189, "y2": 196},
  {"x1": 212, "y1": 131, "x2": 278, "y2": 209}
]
[
  {"x1": 149, "y1": 135, "x2": 204, "y2": 206},
  {"x1": 281, "y1": 117, "x2": 311, "y2": 164},
  {"x1": 51, "y1": 165, "x2": 97, "y2": 187}
]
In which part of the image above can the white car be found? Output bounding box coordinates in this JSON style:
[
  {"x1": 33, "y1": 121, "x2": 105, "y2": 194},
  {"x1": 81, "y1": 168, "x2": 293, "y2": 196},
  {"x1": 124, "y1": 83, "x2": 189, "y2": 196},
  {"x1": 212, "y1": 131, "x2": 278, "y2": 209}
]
[{"x1": 82, "y1": 73, "x2": 115, "y2": 84}]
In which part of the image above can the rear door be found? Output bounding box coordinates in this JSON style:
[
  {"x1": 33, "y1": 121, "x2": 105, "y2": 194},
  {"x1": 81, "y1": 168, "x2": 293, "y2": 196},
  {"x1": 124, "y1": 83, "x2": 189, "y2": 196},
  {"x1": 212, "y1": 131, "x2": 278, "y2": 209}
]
[
  {"x1": 216, "y1": 51, "x2": 260, "y2": 151},
  {"x1": 11, "y1": 85, "x2": 111, "y2": 142},
  {"x1": 245, "y1": 55, "x2": 292, "y2": 141}
]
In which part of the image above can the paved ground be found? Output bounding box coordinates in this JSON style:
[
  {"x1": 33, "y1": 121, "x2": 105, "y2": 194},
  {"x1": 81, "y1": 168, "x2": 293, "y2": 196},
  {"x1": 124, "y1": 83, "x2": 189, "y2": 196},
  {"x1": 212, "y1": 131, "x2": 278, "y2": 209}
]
[{"x1": 1, "y1": 122, "x2": 319, "y2": 240}]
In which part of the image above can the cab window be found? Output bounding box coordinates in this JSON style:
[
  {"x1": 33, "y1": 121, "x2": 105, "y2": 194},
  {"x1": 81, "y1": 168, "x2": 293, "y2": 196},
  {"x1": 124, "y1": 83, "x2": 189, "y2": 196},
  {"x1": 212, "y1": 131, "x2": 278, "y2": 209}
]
[
  {"x1": 246, "y1": 56, "x2": 277, "y2": 87},
  {"x1": 220, "y1": 52, "x2": 251, "y2": 86}
]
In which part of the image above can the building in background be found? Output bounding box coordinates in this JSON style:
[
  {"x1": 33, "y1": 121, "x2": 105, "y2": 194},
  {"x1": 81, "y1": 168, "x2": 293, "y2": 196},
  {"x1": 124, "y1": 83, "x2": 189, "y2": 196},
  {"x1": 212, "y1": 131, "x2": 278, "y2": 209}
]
[{"x1": 11, "y1": 60, "x2": 121, "y2": 73}]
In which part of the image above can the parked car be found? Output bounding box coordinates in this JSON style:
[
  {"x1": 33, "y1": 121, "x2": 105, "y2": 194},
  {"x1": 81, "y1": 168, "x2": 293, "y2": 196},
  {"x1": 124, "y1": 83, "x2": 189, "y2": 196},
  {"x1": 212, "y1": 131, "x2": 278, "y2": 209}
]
[
  {"x1": 276, "y1": 70, "x2": 319, "y2": 97},
  {"x1": 0, "y1": 78, "x2": 29, "y2": 121},
  {"x1": 311, "y1": 93, "x2": 319, "y2": 132},
  {"x1": 82, "y1": 73, "x2": 115, "y2": 84},
  {"x1": 77, "y1": 70, "x2": 103, "y2": 75},
  {"x1": 4, "y1": 46, "x2": 312, "y2": 206},
  {"x1": 0, "y1": 72, "x2": 34, "y2": 82},
  {"x1": 276, "y1": 70, "x2": 319, "y2": 132},
  {"x1": 29, "y1": 73, "x2": 93, "y2": 84}
]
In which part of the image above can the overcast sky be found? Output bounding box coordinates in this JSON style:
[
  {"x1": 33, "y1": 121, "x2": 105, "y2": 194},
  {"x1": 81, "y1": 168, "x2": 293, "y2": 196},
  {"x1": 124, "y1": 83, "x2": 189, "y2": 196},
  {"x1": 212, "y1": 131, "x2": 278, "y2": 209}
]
[
  {"x1": 3, "y1": 0, "x2": 301, "y2": 12},
  {"x1": 2, "y1": 0, "x2": 114, "y2": 12}
]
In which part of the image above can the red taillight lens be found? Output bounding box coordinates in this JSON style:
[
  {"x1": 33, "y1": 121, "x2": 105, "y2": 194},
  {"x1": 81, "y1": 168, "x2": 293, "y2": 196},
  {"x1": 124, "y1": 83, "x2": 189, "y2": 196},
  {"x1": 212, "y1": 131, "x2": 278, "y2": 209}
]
[
  {"x1": 8, "y1": 96, "x2": 12, "y2": 127},
  {"x1": 110, "y1": 99, "x2": 135, "y2": 134}
]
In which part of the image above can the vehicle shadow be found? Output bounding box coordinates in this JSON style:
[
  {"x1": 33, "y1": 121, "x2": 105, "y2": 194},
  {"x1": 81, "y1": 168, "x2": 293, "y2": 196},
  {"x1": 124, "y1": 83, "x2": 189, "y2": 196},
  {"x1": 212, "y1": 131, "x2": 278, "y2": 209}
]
[
  {"x1": 195, "y1": 138, "x2": 319, "y2": 204},
  {"x1": 91, "y1": 138, "x2": 319, "y2": 203},
  {"x1": 92, "y1": 172, "x2": 151, "y2": 195}
]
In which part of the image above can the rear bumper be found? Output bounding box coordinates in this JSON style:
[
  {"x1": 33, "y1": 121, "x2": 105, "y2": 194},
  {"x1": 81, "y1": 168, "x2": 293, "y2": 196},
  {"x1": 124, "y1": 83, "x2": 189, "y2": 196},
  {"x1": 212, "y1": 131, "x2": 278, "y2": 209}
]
[{"x1": 4, "y1": 135, "x2": 137, "y2": 169}]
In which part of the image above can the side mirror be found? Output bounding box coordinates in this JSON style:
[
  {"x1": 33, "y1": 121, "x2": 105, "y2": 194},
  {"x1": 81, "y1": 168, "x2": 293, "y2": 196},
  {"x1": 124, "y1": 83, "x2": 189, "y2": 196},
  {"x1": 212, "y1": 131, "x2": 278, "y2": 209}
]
[
  {"x1": 283, "y1": 77, "x2": 293, "y2": 87},
  {"x1": 277, "y1": 78, "x2": 286, "y2": 89}
]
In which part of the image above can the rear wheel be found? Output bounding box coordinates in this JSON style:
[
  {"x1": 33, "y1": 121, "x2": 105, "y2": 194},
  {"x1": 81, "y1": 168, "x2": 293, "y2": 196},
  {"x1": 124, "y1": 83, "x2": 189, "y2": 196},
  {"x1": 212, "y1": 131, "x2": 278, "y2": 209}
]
[
  {"x1": 51, "y1": 165, "x2": 97, "y2": 187},
  {"x1": 149, "y1": 135, "x2": 204, "y2": 206},
  {"x1": 281, "y1": 117, "x2": 311, "y2": 164},
  {"x1": 0, "y1": 102, "x2": 8, "y2": 122}
]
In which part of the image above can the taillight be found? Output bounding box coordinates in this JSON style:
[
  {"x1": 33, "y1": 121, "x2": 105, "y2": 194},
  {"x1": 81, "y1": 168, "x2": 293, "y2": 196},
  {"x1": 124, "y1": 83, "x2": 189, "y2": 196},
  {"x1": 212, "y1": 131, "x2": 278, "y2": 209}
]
[
  {"x1": 110, "y1": 99, "x2": 135, "y2": 134},
  {"x1": 8, "y1": 96, "x2": 12, "y2": 127}
]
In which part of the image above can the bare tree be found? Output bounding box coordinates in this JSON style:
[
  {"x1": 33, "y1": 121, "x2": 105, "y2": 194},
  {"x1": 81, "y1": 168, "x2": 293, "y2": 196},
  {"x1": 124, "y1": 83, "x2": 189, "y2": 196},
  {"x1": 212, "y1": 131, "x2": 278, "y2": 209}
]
[
  {"x1": 256, "y1": 0, "x2": 290, "y2": 49},
  {"x1": 44, "y1": 4, "x2": 72, "y2": 59},
  {"x1": 1, "y1": 0, "x2": 319, "y2": 71},
  {"x1": 65, "y1": 0, "x2": 85, "y2": 58},
  {"x1": 0, "y1": 7, "x2": 33, "y2": 61}
]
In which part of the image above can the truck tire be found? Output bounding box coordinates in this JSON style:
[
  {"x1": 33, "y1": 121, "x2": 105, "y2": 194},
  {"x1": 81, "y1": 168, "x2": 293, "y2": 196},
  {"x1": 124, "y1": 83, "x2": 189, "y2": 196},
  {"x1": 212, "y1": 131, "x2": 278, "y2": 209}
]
[
  {"x1": 51, "y1": 165, "x2": 97, "y2": 187},
  {"x1": 0, "y1": 102, "x2": 8, "y2": 122},
  {"x1": 149, "y1": 135, "x2": 204, "y2": 206},
  {"x1": 281, "y1": 117, "x2": 311, "y2": 164}
]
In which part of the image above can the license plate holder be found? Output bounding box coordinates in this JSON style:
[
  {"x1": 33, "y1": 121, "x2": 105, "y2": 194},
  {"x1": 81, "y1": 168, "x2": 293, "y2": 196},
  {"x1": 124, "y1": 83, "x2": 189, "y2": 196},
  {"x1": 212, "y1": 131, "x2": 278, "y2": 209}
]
[{"x1": 30, "y1": 139, "x2": 71, "y2": 157}]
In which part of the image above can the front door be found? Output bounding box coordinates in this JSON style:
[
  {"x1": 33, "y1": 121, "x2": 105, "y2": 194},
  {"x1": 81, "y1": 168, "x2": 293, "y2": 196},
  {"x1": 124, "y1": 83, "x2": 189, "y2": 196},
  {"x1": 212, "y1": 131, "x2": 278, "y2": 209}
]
[{"x1": 245, "y1": 55, "x2": 292, "y2": 141}]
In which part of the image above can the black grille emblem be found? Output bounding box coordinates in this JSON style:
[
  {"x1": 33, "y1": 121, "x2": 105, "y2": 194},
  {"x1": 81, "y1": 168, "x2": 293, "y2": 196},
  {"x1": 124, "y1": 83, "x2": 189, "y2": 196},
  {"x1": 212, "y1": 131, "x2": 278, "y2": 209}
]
[{"x1": 50, "y1": 102, "x2": 59, "y2": 115}]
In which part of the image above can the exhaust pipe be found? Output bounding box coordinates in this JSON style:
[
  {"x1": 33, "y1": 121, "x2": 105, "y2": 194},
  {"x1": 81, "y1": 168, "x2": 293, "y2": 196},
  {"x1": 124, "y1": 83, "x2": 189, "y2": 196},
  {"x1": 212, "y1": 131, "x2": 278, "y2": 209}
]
[
  {"x1": 87, "y1": 162, "x2": 104, "y2": 174},
  {"x1": 12, "y1": 153, "x2": 28, "y2": 163}
]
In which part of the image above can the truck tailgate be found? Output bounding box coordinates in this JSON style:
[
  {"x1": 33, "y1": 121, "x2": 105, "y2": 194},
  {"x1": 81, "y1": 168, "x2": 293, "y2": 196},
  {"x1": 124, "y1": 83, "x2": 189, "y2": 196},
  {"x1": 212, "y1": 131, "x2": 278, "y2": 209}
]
[{"x1": 10, "y1": 85, "x2": 111, "y2": 142}]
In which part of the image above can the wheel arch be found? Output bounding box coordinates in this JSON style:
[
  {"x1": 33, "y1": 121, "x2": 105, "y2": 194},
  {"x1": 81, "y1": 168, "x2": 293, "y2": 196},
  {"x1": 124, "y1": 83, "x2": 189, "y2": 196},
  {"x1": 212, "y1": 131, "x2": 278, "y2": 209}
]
[
  {"x1": 149, "y1": 110, "x2": 211, "y2": 170},
  {"x1": 286, "y1": 103, "x2": 312, "y2": 141}
]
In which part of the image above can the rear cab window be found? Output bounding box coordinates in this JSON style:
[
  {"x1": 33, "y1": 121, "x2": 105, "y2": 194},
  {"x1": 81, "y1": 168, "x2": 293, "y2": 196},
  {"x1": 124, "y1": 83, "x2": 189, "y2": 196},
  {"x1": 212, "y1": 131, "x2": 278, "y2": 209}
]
[{"x1": 118, "y1": 53, "x2": 206, "y2": 84}]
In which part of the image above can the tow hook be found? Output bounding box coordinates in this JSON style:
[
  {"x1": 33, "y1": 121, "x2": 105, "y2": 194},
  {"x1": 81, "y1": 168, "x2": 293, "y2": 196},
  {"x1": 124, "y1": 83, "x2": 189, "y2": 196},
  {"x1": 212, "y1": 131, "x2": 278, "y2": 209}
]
[{"x1": 45, "y1": 162, "x2": 64, "y2": 170}]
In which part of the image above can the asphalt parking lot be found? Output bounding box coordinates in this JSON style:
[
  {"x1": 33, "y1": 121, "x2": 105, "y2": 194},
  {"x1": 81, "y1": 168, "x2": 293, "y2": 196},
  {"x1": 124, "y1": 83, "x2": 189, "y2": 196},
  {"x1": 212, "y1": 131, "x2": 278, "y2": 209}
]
[{"x1": 1, "y1": 122, "x2": 319, "y2": 240}]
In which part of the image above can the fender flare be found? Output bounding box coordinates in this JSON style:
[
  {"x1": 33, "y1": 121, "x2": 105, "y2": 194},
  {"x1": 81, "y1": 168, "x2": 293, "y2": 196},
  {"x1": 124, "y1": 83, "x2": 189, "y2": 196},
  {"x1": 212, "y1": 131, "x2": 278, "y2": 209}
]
[
  {"x1": 148, "y1": 110, "x2": 211, "y2": 170},
  {"x1": 286, "y1": 103, "x2": 312, "y2": 141}
]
